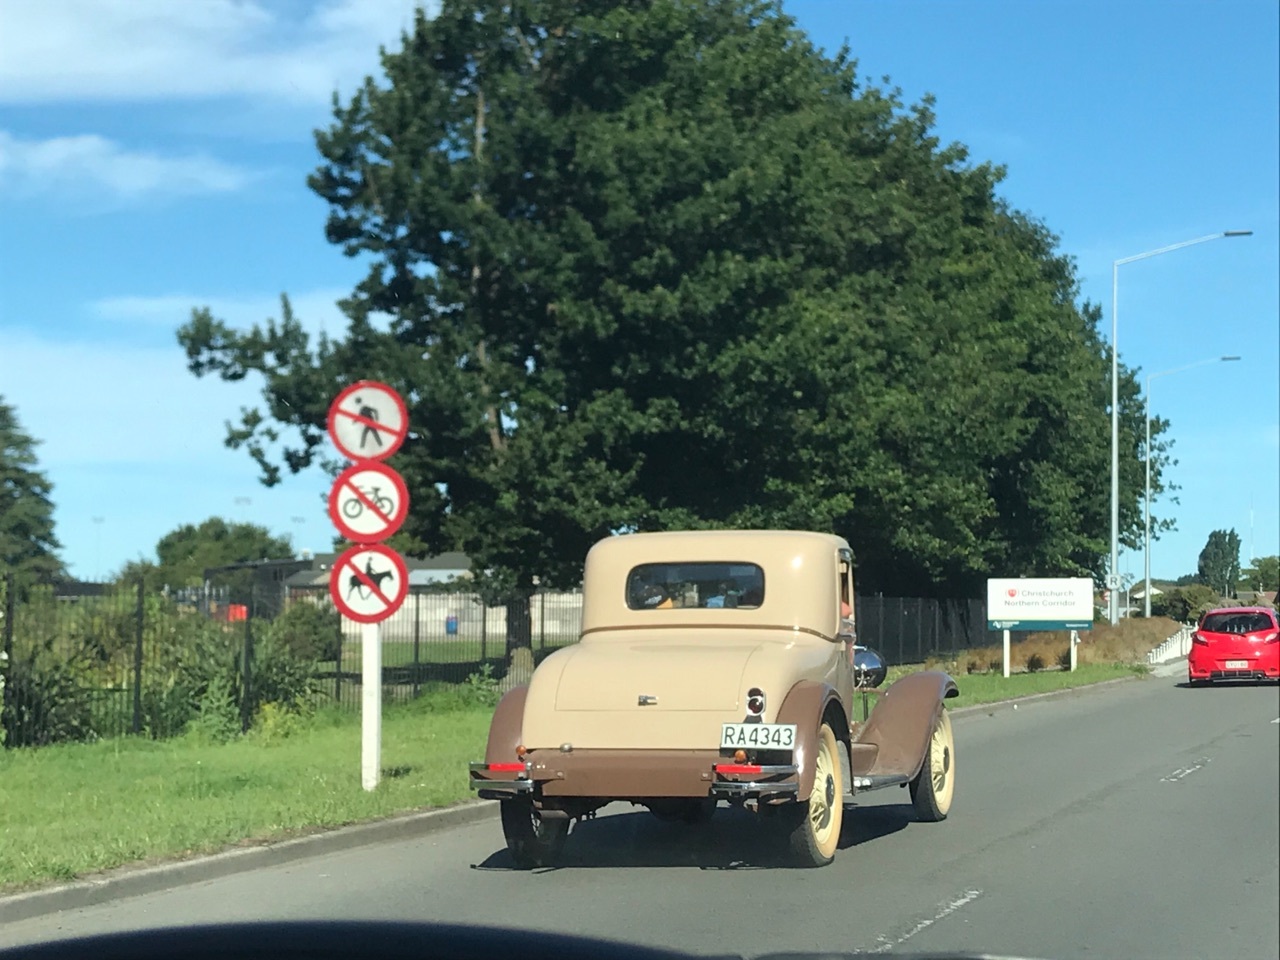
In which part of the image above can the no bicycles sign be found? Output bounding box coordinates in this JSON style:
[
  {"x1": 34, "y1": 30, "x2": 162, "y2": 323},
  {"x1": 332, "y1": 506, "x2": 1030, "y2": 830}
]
[{"x1": 327, "y1": 461, "x2": 409, "y2": 544}]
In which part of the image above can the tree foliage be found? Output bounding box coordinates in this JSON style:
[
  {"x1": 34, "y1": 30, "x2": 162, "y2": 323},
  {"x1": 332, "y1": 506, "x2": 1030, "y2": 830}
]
[
  {"x1": 178, "y1": 0, "x2": 1168, "y2": 597},
  {"x1": 1197, "y1": 528, "x2": 1241, "y2": 597},
  {"x1": 1238, "y1": 555, "x2": 1278, "y2": 593},
  {"x1": 117, "y1": 517, "x2": 293, "y2": 598},
  {"x1": 1150, "y1": 583, "x2": 1219, "y2": 623},
  {"x1": 0, "y1": 396, "x2": 64, "y2": 583}
]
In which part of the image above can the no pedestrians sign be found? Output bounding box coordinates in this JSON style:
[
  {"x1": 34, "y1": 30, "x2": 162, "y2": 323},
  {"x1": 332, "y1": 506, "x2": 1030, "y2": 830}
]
[{"x1": 327, "y1": 380, "x2": 408, "y2": 462}]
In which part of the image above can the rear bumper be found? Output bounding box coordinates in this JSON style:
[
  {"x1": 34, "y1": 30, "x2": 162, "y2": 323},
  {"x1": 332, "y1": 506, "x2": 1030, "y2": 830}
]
[
  {"x1": 470, "y1": 750, "x2": 799, "y2": 801},
  {"x1": 1190, "y1": 669, "x2": 1277, "y2": 682},
  {"x1": 1188, "y1": 651, "x2": 1280, "y2": 680}
]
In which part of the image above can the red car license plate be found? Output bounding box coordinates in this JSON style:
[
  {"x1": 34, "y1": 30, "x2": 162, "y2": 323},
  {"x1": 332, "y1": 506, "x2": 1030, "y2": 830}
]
[{"x1": 1225, "y1": 659, "x2": 1248, "y2": 669}]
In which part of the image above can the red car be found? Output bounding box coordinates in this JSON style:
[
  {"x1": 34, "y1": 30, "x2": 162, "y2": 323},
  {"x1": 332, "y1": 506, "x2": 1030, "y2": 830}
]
[{"x1": 1188, "y1": 606, "x2": 1280, "y2": 684}]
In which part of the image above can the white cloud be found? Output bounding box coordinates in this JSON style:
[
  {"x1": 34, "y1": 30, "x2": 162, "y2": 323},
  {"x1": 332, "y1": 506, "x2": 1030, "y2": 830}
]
[
  {"x1": 0, "y1": 0, "x2": 434, "y2": 106},
  {"x1": 0, "y1": 130, "x2": 252, "y2": 200},
  {"x1": 91, "y1": 288, "x2": 351, "y2": 337}
]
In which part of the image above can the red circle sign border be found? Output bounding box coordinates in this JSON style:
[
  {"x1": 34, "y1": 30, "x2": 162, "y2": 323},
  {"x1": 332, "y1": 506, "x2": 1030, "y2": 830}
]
[
  {"x1": 327, "y1": 380, "x2": 408, "y2": 462},
  {"x1": 329, "y1": 543, "x2": 410, "y2": 624},
  {"x1": 327, "y1": 460, "x2": 410, "y2": 544}
]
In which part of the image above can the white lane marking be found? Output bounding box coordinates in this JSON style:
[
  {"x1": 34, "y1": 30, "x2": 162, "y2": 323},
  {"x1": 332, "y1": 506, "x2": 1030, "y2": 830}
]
[
  {"x1": 870, "y1": 889, "x2": 983, "y2": 953},
  {"x1": 1271, "y1": 718, "x2": 1279, "y2": 724},
  {"x1": 1161, "y1": 757, "x2": 1211, "y2": 782}
]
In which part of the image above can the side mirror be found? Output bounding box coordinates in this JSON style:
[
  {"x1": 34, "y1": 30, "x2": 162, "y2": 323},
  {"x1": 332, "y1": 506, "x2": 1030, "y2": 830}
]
[{"x1": 853, "y1": 645, "x2": 887, "y2": 689}]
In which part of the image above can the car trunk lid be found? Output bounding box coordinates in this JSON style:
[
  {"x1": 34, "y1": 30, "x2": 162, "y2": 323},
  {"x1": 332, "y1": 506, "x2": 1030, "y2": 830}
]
[{"x1": 554, "y1": 637, "x2": 760, "y2": 712}]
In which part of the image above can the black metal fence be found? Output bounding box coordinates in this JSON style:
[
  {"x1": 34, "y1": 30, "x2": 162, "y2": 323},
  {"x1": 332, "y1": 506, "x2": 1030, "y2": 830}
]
[
  {"x1": 1, "y1": 567, "x2": 995, "y2": 751},
  {"x1": 855, "y1": 596, "x2": 996, "y2": 665},
  {"x1": 284, "y1": 585, "x2": 584, "y2": 710}
]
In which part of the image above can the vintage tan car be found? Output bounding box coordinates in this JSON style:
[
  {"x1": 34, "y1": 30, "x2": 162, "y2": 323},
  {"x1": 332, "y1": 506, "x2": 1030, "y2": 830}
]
[{"x1": 469, "y1": 530, "x2": 958, "y2": 868}]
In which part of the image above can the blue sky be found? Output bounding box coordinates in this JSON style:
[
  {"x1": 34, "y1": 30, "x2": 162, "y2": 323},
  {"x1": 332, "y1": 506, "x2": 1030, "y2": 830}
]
[{"x1": 0, "y1": 0, "x2": 1276, "y2": 586}]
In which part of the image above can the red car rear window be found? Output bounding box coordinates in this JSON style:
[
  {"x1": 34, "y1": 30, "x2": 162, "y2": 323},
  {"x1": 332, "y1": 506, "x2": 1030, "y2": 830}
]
[{"x1": 1200, "y1": 612, "x2": 1276, "y2": 634}]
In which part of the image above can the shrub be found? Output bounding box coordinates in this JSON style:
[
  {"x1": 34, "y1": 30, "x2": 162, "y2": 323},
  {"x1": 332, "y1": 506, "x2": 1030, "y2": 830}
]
[
  {"x1": 1025, "y1": 653, "x2": 1045, "y2": 673},
  {"x1": 1056, "y1": 648, "x2": 1072, "y2": 670},
  {"x1": 251, "y1": 700, "x2": 311, "y2": 744},
  {"x1": 245, "y1": 632, "x2": 320, "y2": 716},
  {"x1": 187, "y1": 673, "x2": 241, "y2": 744},
  {"x1": 463, "y1": 664, "x2": 502, "y2": 708},
  {"x1": 266, "y1": 600, "x2": 341, "y2": 663},
  {"x1": 1, "y1": 652, "x2": 97, "y2": 747}
]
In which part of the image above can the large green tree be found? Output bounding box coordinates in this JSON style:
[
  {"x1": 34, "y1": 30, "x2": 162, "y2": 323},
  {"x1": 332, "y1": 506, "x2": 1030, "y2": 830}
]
[
  {"x1": 118, "y1": 517, "x2": 294, "y2": 596},
  {"x1": 1197, "y1": 528, "x2": 1241, "y2": 597},
  {"x1": 178, "y1": 0, "x2": 1166, "y2": 598},
  {"x1": 0, "y1": 396, "x2": 63, "y2": 583}
]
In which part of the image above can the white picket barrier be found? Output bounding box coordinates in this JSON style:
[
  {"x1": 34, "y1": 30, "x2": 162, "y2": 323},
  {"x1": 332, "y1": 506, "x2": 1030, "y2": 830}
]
[{"x1": 1147, "y1": 625, "x2": 1193, "y2": 664}]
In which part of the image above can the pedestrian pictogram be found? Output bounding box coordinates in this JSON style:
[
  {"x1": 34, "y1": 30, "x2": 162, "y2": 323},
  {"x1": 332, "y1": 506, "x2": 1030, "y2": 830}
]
[
  {"x1": 329, "y1": 543, "x2": 409, "y2": 624},
  {"x1": 328, "y1": 461, "x2": 409, "y2": 544},
  {"x1": 327, "y1": 381, "x2": 408, "y2": 462}
]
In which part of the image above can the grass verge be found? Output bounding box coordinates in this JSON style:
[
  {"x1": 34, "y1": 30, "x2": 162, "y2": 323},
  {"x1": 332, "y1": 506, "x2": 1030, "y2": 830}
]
[
  {"x1": 0, "y1": 696, "x2": 490, "y2": 895},
  {"x1": 916, "y1": 661, "x2": 1147, "y2": 710}
]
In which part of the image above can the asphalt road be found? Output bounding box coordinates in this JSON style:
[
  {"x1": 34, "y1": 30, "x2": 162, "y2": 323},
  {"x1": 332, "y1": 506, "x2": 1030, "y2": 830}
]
[{"x1": 3, "y1": 671, "x2": 1277, "y2": 959}]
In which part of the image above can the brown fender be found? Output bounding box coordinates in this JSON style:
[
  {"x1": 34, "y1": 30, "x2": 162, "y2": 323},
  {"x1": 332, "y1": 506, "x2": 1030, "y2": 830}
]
[
  {"x1": 483, "y1": 685, "x2": 529, "y2": 765},
  {"x1": 775, "y1": 680, "x2": 845, "y2": 801},
  {"x1": 857, "y1": 671, "x2": 958, "y2": 782}
]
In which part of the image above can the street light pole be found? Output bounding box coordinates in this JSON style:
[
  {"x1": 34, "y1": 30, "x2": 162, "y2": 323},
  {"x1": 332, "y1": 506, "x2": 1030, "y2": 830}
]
[
  {"x1": 1109, "y1": 229, "x2": 1251, "y2": 625},
  {"x1": 1143, "y1": 356, "x2": 1241, "y2": 617}
]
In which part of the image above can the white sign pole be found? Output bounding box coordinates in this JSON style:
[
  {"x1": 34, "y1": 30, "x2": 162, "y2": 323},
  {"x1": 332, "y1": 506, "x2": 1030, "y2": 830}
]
[
  {"x1": 1069, "y1": 629, "x2": 1079, "y2": 673},
  {"x1": 361, "y1": 621, "x2": 382, "y2": 791},
  {"x1": 1002, "y1": 629, "x2": 1011, "y2": 679}
]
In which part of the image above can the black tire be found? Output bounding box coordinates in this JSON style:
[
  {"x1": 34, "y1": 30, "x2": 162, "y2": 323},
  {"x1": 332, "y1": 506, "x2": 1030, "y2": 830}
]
[
  {"x1": 782, "y1": 721, "x2": 843, "y2": 867},
  {"x1": 910, "y1": 708, "x2": 955, "y2": 822},
  {"x1": 500, "y1": 797, "x2": 568, "y2": 869}
]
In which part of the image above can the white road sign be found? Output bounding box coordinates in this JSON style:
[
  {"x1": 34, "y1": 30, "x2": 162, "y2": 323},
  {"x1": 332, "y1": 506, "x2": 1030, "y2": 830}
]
[
  {"x1": 328, "y1": 461, "x2": 409, "y2": 544},
  {"x1": 330, "y1": 543, "x2": 409, "y2": 624},
  {"x1": 327, "y1": 380, "x2": 408, "y2": 462},
  {"x1": 986, "y1": 577, "x2": 1095, "y2": 631}
]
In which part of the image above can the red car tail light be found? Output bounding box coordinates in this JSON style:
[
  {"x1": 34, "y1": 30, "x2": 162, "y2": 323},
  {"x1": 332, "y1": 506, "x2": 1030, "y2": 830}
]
[
  {"x1": 485, "y1": 762, "x2": 527, "y2": 772},
  {"x1": 1192, "y1": 632, "x2": 1209, "y2": 645},
  {"x1": 1262, "y1": 631, "x2": 1280, "y2": 644},
  {"x1": 714, "y1": 764, "x2": 763, "y2": 775}
]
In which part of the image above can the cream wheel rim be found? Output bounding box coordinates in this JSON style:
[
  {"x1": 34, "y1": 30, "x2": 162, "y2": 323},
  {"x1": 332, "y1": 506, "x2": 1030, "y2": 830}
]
[
  {"x1": 930, "y1": 710, "x2": 955, "y2": 812},
  {"x1": 809, "y1": 726, "x2": 841, "y2": 854}
]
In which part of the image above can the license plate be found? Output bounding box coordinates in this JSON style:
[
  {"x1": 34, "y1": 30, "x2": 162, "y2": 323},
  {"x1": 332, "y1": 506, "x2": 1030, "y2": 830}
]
[
  {"x1": 721, "y1": 723, "x2": 796, "y2": 749},
  {"x1": 1225, "y1": 660, "x2": 1248, "y2": 669}
]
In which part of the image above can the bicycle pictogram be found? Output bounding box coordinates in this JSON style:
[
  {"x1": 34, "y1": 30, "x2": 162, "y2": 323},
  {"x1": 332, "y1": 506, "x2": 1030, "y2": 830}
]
[{"x1": 341, "y1": 485, "x2": 395, "y2": 520}]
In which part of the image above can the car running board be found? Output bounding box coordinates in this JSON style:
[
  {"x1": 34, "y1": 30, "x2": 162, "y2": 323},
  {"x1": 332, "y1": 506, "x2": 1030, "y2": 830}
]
[{"x1": 841, "y1": 773, "x2": 911, "y2": 804}]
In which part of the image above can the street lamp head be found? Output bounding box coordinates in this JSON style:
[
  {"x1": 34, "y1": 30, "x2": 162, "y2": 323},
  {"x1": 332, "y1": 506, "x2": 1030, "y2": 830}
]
[{"x1": 1222, "y1": 230, "x2": 1253, "y2": 237}]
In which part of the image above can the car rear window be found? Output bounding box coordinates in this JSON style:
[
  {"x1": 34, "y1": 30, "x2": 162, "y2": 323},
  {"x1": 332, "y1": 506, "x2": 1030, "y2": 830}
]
[
  {"x1": 1200, "y1": 612, "x2": 1276, "y2": 634},
  {"x1": 625, "y1": 562, "x2": 764, "y2": 610}
]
